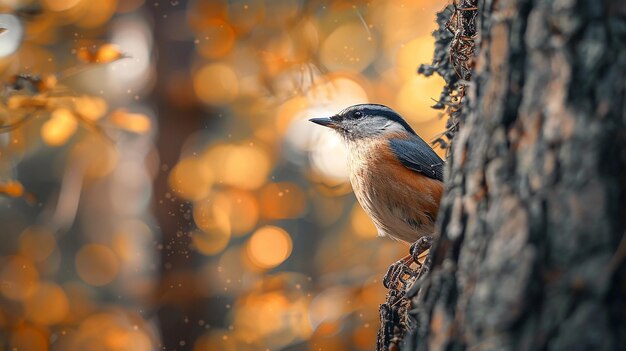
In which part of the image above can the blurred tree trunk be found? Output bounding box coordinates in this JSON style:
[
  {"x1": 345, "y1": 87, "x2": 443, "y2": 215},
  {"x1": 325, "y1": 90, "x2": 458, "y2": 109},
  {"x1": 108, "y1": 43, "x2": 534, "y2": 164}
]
[{"x1": 402, "y1": 0, "x2": 626, "y2": 350}]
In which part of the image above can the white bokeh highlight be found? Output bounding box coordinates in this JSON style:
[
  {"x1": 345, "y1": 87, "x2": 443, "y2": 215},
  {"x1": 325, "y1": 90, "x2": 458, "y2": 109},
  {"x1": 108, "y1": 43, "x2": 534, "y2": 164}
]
[{"x1": 0, "y1": 14, "x2": 23, "y2": 57}]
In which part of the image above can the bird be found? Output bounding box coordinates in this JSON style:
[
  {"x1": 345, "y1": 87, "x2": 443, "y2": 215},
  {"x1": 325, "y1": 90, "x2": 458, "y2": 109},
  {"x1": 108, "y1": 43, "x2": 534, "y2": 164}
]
[{"x1": 309, "y1": 104, "x2": 444, "y2": 245}]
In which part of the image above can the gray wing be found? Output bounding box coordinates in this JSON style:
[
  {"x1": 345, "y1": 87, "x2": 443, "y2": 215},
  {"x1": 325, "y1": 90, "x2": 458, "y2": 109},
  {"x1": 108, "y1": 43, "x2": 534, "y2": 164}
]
[{"x1": 389, "y1": 137, "x2": 444, "y2": 182}]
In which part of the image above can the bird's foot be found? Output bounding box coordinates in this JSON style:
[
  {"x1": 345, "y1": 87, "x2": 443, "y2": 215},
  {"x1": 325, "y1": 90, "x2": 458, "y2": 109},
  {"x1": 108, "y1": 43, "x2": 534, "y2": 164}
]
[
  {"x1": 382, "y1": 255, "x2": 415, "y2": 290},
  {"x1": 382, "y1": 236, "x2": 434, "y2": 290},
  {"x1": 404, "y1": 235, "x2": 435, "y2": 298},
  {"x1": 409, "y1": 235, "x2": 434, "y2": 263},
  {"x1": 378, "y1": 236, "x2": 436, "y2": 351}
]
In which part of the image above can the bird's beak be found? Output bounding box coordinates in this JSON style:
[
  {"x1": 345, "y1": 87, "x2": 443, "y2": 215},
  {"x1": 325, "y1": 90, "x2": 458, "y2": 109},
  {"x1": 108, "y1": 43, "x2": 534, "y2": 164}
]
[{"x1": 309, "y1": 116, "x2": 338, "y2": 129}]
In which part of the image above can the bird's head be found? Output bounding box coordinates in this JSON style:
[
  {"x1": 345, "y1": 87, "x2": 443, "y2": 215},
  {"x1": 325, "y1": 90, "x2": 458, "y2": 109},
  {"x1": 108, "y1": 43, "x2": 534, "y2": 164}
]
[{"x1": 309, "y1": 104, "x2": 416, "y2": 140}]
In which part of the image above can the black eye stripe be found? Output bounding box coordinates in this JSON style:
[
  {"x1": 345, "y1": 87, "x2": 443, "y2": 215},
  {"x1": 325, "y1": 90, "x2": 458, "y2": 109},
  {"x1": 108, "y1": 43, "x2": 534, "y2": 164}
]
[
  {"x1": 338, "y1": 105, "x2": 417, "y2": 135},
  {"x1": 360, "y1": 108, "x2": 416, "y2": 135}
]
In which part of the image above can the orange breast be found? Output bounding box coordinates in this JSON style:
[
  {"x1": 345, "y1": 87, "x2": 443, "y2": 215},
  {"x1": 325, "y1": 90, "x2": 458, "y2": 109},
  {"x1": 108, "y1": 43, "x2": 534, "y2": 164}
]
[{"x1": 348, "y1": 137, "x2": 444, "y2": 243}]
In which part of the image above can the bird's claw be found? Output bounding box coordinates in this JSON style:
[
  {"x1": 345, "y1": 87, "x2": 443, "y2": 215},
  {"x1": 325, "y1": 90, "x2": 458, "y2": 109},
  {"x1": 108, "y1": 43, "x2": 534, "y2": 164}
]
[
  {"x1": 378, "y1": 237, "x2": 435, "y2": 351},
  {"x1": 383, "y1": 236, "x2": 434, "y2": 290},
  {"x1": 409, "y1": 235, "x2": 434, "y2": 262},
  {"x1": 383, "y1": 256, "x2": 415, "y2": 290}
]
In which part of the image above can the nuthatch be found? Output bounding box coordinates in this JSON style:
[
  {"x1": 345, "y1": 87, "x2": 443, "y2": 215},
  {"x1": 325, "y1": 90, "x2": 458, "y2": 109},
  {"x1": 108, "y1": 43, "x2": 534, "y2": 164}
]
[{"x1": 310, "y1": 104, "x2": 444, "y2": 244}]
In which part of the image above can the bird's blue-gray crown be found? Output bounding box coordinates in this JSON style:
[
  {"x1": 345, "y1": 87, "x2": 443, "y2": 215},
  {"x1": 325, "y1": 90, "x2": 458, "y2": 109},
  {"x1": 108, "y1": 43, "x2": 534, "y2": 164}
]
[{"x1": 309, "y1": 103, "x2": 416, "y2": 139}]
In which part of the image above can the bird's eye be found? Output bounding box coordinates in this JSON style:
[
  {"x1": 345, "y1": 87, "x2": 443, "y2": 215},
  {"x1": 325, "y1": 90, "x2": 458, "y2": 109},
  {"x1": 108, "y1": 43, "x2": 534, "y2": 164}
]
[{"x1": 354, "y1": 111, "x2": 363, "y2": 118}]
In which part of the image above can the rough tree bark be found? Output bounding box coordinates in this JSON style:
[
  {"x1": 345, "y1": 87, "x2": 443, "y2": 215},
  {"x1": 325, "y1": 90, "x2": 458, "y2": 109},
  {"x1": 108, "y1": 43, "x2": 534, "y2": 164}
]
[{"x1": 400, "y1": 0, "x2": 626, "y2": 350}]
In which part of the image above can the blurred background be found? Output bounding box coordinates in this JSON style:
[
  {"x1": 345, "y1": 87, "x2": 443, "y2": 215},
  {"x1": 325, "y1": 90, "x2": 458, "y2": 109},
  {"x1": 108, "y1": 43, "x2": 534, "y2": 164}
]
[{"x1": 0, "y1": 0, "x2": 447, "y2": 350}]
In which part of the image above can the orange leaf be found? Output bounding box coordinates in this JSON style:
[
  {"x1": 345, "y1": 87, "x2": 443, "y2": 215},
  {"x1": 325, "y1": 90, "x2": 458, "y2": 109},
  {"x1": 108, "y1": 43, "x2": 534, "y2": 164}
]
[
  {"x1": 0, "y1": 180, "x2": 24, "y2": 197},
  {"x1": 41, "y1": 108, "x2": 77, "y2": 146},
  {"x1": 109, "y1": 109, "x2": 151, "y2": 134},
  {"x1": 7, "y1": 95, "x2": 49, "y2": 109},
  {"x1": 77, "y1": 43, "x2": 125, "y2": 64},
  {"x1": 74, "y1": 96, "x2": 107, "y2": 121}
]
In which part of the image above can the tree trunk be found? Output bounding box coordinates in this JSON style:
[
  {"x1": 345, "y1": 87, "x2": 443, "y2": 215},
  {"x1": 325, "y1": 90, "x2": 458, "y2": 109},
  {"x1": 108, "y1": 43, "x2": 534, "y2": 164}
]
[{"x1": 402, "y1": 0, "x2": 626, "y2": 350}]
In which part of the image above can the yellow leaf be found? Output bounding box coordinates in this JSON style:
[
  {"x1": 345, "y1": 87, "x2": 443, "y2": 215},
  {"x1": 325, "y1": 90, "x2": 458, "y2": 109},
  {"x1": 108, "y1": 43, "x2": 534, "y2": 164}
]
[
  {"x1": 74, "y1": 96, "x2": 107, "y2": 121},
  {"x1": 41, "y1": 108, "x2": 77, "y2": 146},
  {"x1": 41, "y1": 74, "x2": 58, "y2": 92},
  {"x1": 96, "y1": 43, "x2": 124, "y2": 63},
  {"x1": 7, "y1": 95, "x2": 48, "y2": 109},
  {"x1": 77, "y1": 43, "x2": 125, "y2": 64},
  {"x1": 109, "y1": 109, "x2": 150, "y2": 133}
]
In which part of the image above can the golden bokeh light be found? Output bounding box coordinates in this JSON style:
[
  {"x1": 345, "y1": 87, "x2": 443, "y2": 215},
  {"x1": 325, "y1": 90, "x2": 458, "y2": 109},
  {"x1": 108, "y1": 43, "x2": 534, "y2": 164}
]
[
  {"x1": 350, "y1": 204, "x2": 379, "y2": 239},
  {"x1": 213, "y1": 189, "x2": 259, "y2": 235},
  {"x1": 19, "y1": 227, "x2": 57, "y2": 262},
  {"x1": 307, "y1": 76, "x2": 369, "y2": 111},
  {"x1": 358, "y1": 280, "x2": 387, "y2": 308},
  {"x1": 43, "y1": 0, "x2": 81, "y2": 12},
  {"x1": 195, "y1": 20, "x2": 236, "y2": 58},
  {"x1": 7, "y1": 95, "x2": 47, "y2": 110},
  {"x1": 246, "y1": 226, "x2": 293, "y2": 269},
  {"x1": 41, "y1": 108, "x2": 78, "y2": 146},
  {"x1": 193, "y1": 199, "x2": 231, "y2": 234},
  {"x1": 264, "y1": 0, "x2": 302, "y2": 26},
  {"x1": 396, "y1": 36, "x2": 436, "y2": 80},
  {"x1": 92, "y1": 43, "x2": 124, "y2": 63},
  {"x1": 233, "y1": 291, "x2": 311, "y2": 348},
  {"x1": 63, "y1": 282, "x2": 96, "y2": 323},
  {"x1": 203, "y1": 143, "x2": 271, "y2": 190},
  {"x1": 10, "y1": 325, "x2": 49, "y2": 351},
  {"x1": 193, "y1": 63, "x2": 240, "y2": 105},
  {"x1": 308, "y1": 320, "x2": 346, "y2": 351},
  {"x1": 320, "y1": 23, "x2": 376, "y2": 73},
  {"x1": 77, "y1": 43, "x2": 124, "y2": 64},
  {"x1": 276, "y1": 97, "x2": 309, "y2": 135},
  {"x1": 74, "y1": 96, "x2": 108, "y2": 121},
  {"x1": 111, "y1": 220, "x2": 153, "y2": 266},
  {"x1": 227, "y1": 0, "x2": 265, "y2": 33},
  {"x1": 16, "y1": 44, "x2": 55, "y2": 75},
  {"x1": 212, "y1": 246, "x2": 251, "y2": 295},
  {"x1": 191, "y1": 206, "x2": 231, "y2": 255},
  {"x1": 109, "y1": 109, "x2": 151, "y2": 134},
  {"x1": 352, "y1": 322, "x2": 377, "y2": 349},
  {"x1": 194, "y1": 189, "x2": 259, "y2": 236},
  {"x1": 290, "y1": 19, "x2": 320, "y2": 62},
  {"x1": 259, "y1": 182, "x2": 306, "y2": 219},
  {"x1": 75, "y1": 244, "x2": 120, "y2": 286},
  {"x1": 0, "y1": 180, "x2": 24, "y2": 197},
  {"x1": 309, "y1": 287, "x2": 353, "y2": 328},
  {"x1": 75, "y1": 0, "x2": 118, "y2": 29},
  {"x1": 25, "y1": 282, "x2": 69, "y2": 325},
  {"x1": 0, "y1": 255, "x2": 39, "y2": 301},
  {"x1": 22, "y1": 16, "x2": 55, "y2": 46},
  {"x1": 187, "y1": 0, "x2": 228, "y2": 32},
  {"x1": 70, "y1": 311, "x2": 153, "y2": 351},
  {"x1": 168, "y1": 156, "x2": 214, "y2": 201},
  {"x1": 257, "y1": 33, "x2": 299, "y2": 76},
  {"x1": 70, "y1": 136, "x2": 119, "y2": 179},
  {"x1": 309, "y1": 129, "x2": 350, "y2": 182},
  {"x1": 310, "y1": 192, "x2": 349, "y2": 226},
  {"x1": 235, "y1": 292, "x2": 290, "y2": 338},
  {"x1": 116, "y1": 0, "x2": 145, "y2": 13},
  {"x1": 396, "y1": 75, "x2": 445, "y2": 124},
  {"x1": 378, "y1": 1, "x2": 439, "y2": 46}
]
